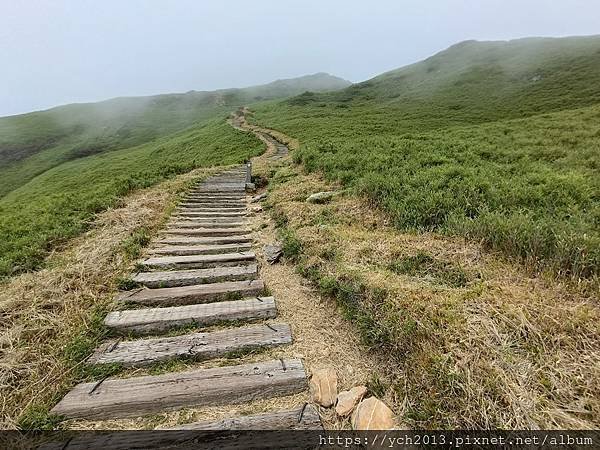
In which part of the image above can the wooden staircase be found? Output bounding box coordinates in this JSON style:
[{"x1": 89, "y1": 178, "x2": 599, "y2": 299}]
[{"x1": 50, "y1": 166, "x2": 319, "y2": 433}]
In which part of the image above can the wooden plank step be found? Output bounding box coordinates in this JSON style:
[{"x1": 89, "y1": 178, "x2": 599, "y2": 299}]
[
  {"x1": 195, "y1": 187, "x2": 246, "y2": 193},
  {"x1": 177, "y1": 206, "x2": 246, "y2": 212},
  {"x1": 188, "y1": 194, "x2": 245, "y2": 199},
  {"x1": 181, "y1": 203, "x2": 246, "y2": 208},
  {"x1": 197, "y1": 181, "x2": 245, "y2": 185},
  {"x1": 167, "y1": 221, "x2": 246, "y2": 229},
  {"x1": 89, "y1": 323, "x2": 291, "y2": 366},
  {"x1": 179, "y1": 202, "x2": 246, "y2": 208},
  {"x1": 175, "y1": 208, "x2": 246, "y2": 213},
  {"x1": 181, "y1": 196, "x2": 247, "y2": 206},
  {"x1": 164, "y1": 228, "x2": 251, "y2": 237},
  {"x1": 50, "y1": 358, "x2": 305, "y2": 419},
  {"x1": 155, "y1": 235, "x2": 252, "y2": 245},
  {"x1": 200, "y1": 182, "x2": 245, "y2": 188},
  {"x1": 41, "y1": 407, "x2": 320, "y2": 450},
  {"x1": 170, "y1": 215, "x2": 246, "y2": 222},
  {"x1": 140, "y1": 252, "x2": 256, "y2": 270},
  {"x1": 105, "y1": 297, "x2": 277, "y2": 334},
  {"x1": 168, "y1": 404, "x2": 322, "y2": 430},
  {"x1": 131, "y1": 264, "x2": 257, "y2": 288},
  {"x1": 184, "y1": 197, "x2": 245, "y2": 202},
  {"x1": 148, "y1": 243, "x2": 252, "y2": 256},
  {"x1": 188, "y1": 192, "x2": 245, "y2": 197},
  {"x1": 118, "y1": 279, "x2": 264, "y2": 306},
  {"x1": 175, "y1": 211, "x2": 246, "y2": 217}
]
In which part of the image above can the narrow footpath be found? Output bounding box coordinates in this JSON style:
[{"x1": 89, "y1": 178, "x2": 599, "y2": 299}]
[{"x1": 48, "y1": 164, "x2": 322, "y2": 441}]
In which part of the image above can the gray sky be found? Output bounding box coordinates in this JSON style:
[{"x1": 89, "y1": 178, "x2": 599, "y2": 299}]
[{"x1": 0, "y1": 0, "x2": 598, "y2": 116}]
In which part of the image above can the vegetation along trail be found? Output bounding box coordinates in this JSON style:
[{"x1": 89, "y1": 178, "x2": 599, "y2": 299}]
[
  {"x1": 236, "y1": 93, "x2": 599, "y2": 428},
  {"x1": 1, "y1": 36, "x2": 599, "y2": 438}
]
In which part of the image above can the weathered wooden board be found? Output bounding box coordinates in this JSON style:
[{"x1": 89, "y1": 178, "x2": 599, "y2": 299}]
[
  {"x1": 148, "y1": 243, "x2": 252, "y2": 256},
  {"x1": 155, "y1": 235, "x2": 252, "y2": 245},
  {"x1": 170, "y1": 216, "x2": 247, "y2": 223},
  {"x1": 182, "y1": 197, "x2": 246, "y2": 202},
  {"x1": 140, "y1": 252, "x2": 255, "y2": 270},
  {"x1": 199, "y1": 182, "x2": 246, "y2": 188},
  {"x1": 174, "y1": 210, "x2": 246, "y2": 217},
  {"x1": 183, "y1": 198, "x2": 246, "y2": 204},
  {"x1": 195, "y1": 187, "x2": 246, "y2": 193},
  {"x1": 51, "y1": 358, "x2": 305, "y2": 419},
  {"x1": 167, "y1": 221, "x2": 246, "y2": 229},
  {"x1": 117, "y1": 279, "x2": 265, "y2": 306},
  {"x1": 177, "y1": 207, "x2": 247, "y2": 214},
  {"x1": 186, "y1": 193, "x2": 246, "y2": 199},
  {"x1": 164, "y1": 227, "x2": 251, "y2": 237},
  {"x1": 89, "y1": 323, "x2": 291, "y2": 366},
  {"x1": 131, "y1": 264, "x2": 257, "y2": 288},
  {"x1": 178, "y1": 204, "x2": 246, "y2": 210},
  {"x1": 105, "y1": 297, "x2": 276, "y2": 334},
  {"x1": 168, "y1": 404, "x2": 322, "y2": 430}
]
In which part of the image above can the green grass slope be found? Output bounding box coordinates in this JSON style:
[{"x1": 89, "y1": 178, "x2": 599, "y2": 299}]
[
  {"x1": 0, "y1": 118, "x2": 263, "y2": 278},
  {"x1": 0, "y1": 73, "x2": 350, "y2": 198},
  {"x1": 251, "y1": 35, "x2": 600, "y2": 279}
]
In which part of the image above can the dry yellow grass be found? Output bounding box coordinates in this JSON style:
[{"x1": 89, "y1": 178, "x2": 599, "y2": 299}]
[
  {"x1": 60, "y1": 137, "x2": 391, "y2": 431},
  {"x1": 262, "y1": 161, "x2": 600, "y2": 429},
  {"x1": 0, "y1": 167, "x2": 222, "y2": 429}
]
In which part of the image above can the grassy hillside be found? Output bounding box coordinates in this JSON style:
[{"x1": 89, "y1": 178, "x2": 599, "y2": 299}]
[
  {"x1": 250, "y1": 36, "x2": 600, "y2": 279},
  {"x1": 0, "y1": 73, "x2": 350, "y2": 198},
  {"x1": 0, "y1": 72, "x2": 350, "y2": 279},
  {"x1": 0, "y1": 119, "x2": 262, "y2": 278}
]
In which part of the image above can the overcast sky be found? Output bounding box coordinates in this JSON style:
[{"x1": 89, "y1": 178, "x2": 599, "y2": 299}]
[{"x1": 0, "y1": 0, "x2": 598, "y2": 116}]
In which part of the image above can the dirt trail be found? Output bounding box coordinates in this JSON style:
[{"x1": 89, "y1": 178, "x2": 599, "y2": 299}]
[{"x1": 19, "y1": 113, "x2": 393, "y2": 448}]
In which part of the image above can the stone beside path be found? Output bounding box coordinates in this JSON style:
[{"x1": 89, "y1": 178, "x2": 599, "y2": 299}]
[{"x1": 50, "y1": 165, "x2": 321, "y2": 436}]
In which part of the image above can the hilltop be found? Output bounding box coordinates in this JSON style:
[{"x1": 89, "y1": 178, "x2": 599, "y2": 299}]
[
  {"x1": 251, "y1": 35, "x2": 600, "y2": 279},
  {"x1": 245, "y1": 35, "x2": 600, "y2": 429}
]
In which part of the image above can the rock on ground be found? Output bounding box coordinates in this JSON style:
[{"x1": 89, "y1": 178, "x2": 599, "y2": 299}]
[
  {"x1": 352, "y1": 397, "x2": 395, "y2": 430},
  {"x1": 263, "y1": 242, "x2": 283, "y2": 264},
  {"x1": 251, "y1": 193, "x2": 268, "y2": 203},
  {"x1": 306, "y1": 191, "x2": 338, "y2": 204},
  {"x1": 335, "y1": 385, "x2": 367, "y2": 416},
  {"x1": 309, "y1": 367, "x2": 338, "y2": 407}
]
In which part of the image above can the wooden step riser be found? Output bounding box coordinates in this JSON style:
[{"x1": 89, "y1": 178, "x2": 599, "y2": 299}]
[
  {"x1": 183, "y1": 197, "x2": 246, "y2": 203},
  {"x1": 195, "y1": 188, "x2": 246, "y2": 193},
  {"x1": 179, "y1": 201, "x2": 246, "y2": 206},
  {"x1": 148, "y1": 243, "x2": 252, "y2": 256},
  {"x1": 168, "y1": 404, "x2": 322, "y2": 430},
  {"x1": 167, "y1": 222, "x2": 246, "y2": 229},
  {"x1": 142, "y1": 260, "x2": 255, "y2": 271},
  {"x1": 117, "y1": 280, "x2": 265, "y2": 307},
  {"x1": 168, "y1": 221, "x2": 247, "y2": 228},
  {"x1": 177, "y1": 207, "x2": 247, "y2": 213},
  {"x1": 186, "y1": 193, "x2": 246, "y2": 198},
  {"x1": 140, "y1": 252, "x2": 255, "y2": 270},
  {"x1": 155, "y1": 236, "x2": 252, "y2": 245},
  {"x1": 170, "y1": 216, "x2": 247, "y2": 223},
  {"x1": 89, "y1": 323, "x2": 291, "y2": 366},
  {"x1": 174, "y1": 211, "x2": 247, "y2": 217},
  {"x1": 180, "y1": 204, "x2": 246, "y2": 209},
  {"x1": 131, "y1": 264, "x2": 257, "y2": 288},
  {"x1": 50, "y1": 359, "x2": 306, "y2": 419},
  {"x1": 179, "y1": 204, "x2": 246, "y2": 209},
  {"x1": 43, "y1": 406, "x2": 321, "y2": 449},
  {"x1": 105, "y1": 297, "x2": 276, "y2": 334},
  {"x1": 163, "y1": 229, "x2": 251, "y2": 237}
]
